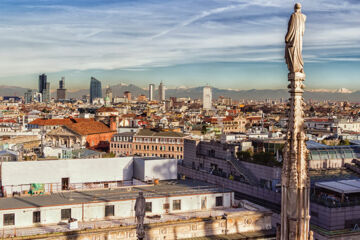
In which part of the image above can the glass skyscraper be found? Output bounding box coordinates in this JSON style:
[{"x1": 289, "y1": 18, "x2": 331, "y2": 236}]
[{"x1": 90, "y1": 77, "x2": 102, "y2": 103}]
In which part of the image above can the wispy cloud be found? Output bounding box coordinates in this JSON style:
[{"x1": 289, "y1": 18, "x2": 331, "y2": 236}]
[{"x1": 0, "y1": 0, "x2": 359, "y2": 88}]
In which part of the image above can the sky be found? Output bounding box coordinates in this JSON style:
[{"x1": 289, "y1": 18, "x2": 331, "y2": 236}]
[{"x1": 0, "y1": 0, "x2": 359, "y2": 90}]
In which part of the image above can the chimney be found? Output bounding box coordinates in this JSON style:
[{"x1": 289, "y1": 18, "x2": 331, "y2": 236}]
[{"x1": 110, "y1": 116, "x2": 117, "y2": 131}]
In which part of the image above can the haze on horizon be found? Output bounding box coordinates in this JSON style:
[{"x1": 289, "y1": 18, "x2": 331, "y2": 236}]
[{"x1": 0, "y1": 0, "x2": 359, "y2": 91}]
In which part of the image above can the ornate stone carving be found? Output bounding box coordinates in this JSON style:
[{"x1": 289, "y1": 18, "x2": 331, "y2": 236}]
[{"x1": 280, "y1": 3, "x2": 310, "y2": 240}]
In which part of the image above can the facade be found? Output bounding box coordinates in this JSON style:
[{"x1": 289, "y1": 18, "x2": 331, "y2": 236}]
[
  {"x1": 110, "y1": 132, "x2": 135, "y2": 156},
  {"x1": 90, "y1": 77, "x2": 102, "y2": 103},
  {"x1": 46, "y1": 119, "x2": 116, "y2": 149},
  {"x1": 159, "y1": 81, "x2": 165, "y2": 101},
  {"x1": 124, "y1": 91, "x2": 131, "y2": 102},
  {"x1": 1, "y1": 157, "x2": 134, "y2": 196},
  {"x1": 149, "y1": 83, "x2": 154, "y2": 101},
  {"x1": 56, "y1": 77, "x2": 66, "y2": 100},
  {"x1": 133, "y1": 129, "x2": 185, "y2": 159},
  {"x1": 203, "y1": 86, "x2": 212, "y2": 110},
  {"x1": 223, "y1": 116, "x2": 247, "y2": 133},
  {"x1": 0, "y1": 179, "x2": 234, "y2": 229},
  {"x1": 24, "y1": 89, "x2": 33, "y2": 104},
  {"x1": 110, "y1": 129, "x2": 186, "y2": 159}
]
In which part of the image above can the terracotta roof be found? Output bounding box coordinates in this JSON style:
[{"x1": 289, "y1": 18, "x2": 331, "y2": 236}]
[
  {"x1": 96, "y1": 107, "x2": 118, "y2": 113},
  {"x1": 29, "y1": 118, "x2": 94, "y2": 126},
  {"x1": 65, "y1": 121, "x2": 114, "y2": 135}
]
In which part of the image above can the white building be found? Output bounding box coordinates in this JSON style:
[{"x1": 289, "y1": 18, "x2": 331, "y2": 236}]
[
  {"x1": 1, "y1": 157, "x2": 178, "y2": 196},
  {"x1": 203, "y1": 86, "x2": 212, "y2": 110},
  {"x1": 159, "y1": 81, "x2": 165, "y2": 101},
  {"x1": 149, "y1": 84, "x2": 154, "y2": 101},
  {"x1": 0, "y1": 180, "x2": 234, "y2": 229},
  {"x1": 336, "y1": 119, "x2": 360, "y2": 133}
]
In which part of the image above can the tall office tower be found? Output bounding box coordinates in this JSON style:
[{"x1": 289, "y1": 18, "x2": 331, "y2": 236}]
[
  {"x1": 38, "y1": 73, "x2": 50, "y2": 103},
  {"x1": 149, "y1": 84, "x2": 154, "y2": 101},
  {"x1": 124, "y1": 91, "x2": 132, "y2": 102},
  {"x1": 203, "y1": 86, "x2": 212, "y2": 110},
  {"x1": 158, "y1": 81, "x2": 165, "y2": 101},
  {"x1": 90, "y1": 77, "x2": 102, "y2": 103},
  {"x1": 24, "y1": 89, "x2": 33, "y2": 104},
  {"x1": 105, "y1": 85, "x2": 113, "y2": 102},
  {"x1": 38, "y1": 74, "x2": 47, "y2": 93},
  {"x1": 42, "y1": 82, "x2": 51, "y2": 103},
  {"x1": 56, "y1": 77, "x2": 66, "y2": 100}
]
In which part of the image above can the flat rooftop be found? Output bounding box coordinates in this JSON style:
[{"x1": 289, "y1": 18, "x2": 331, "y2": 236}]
[
  {"x1": 315, "y1": 179, "x2": 360, "y2": 194},
  {"x1": 0, "y1": 179, "x2": 232, "y2": 210}
]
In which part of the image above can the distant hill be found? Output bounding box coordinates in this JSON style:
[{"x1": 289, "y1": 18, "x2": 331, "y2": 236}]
[
  {"x1": 1, "y1": 84, "x2": 360, "y2": 102},
  {"x1": 0, "y1": 85, "x2": 31, "y2": 97}
]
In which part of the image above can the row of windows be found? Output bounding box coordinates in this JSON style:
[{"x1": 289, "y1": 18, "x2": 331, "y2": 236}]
[
  {"x1": 135, "y1": 145, "x2": 183, "y2": 152},
  {"x1": 134, "y1": 138, "x2": 182, "y2": 144},
  {"x1": 3, "y1": 206, "x2": 115, "y2": 226},
  {"x1": 138, "y1": 153, "x2": 183, "y2": 159},
  {"x1": 111, "y1": 143, "x2": 131, "y2": 149},
  {"x1": 2, "y1": 197, "x2": 224, "y2": 226}
]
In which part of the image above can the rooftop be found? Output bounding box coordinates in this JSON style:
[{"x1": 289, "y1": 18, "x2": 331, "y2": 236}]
[
  {"x1": 136, "y1": 128, "x2": 185, "y2": 138},
  {"x1": 0, "y1": 179, "x2": 231, "y2": 210}
]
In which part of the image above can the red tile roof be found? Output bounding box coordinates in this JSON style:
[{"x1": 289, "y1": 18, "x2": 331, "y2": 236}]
[
  {"x1": 29, "y1": 118, "x2": 94, "y2": 126},
  {"x1": 65, "y1": 121, "x2": 114, "y2": 135}
]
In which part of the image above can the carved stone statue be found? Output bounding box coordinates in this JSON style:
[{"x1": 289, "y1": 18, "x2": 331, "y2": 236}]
[
  {"x1": 285, "y1": 3, "x2": 306, "y2": 73},
  {"x1": 135, "y1": 192, "x2": 146, "y2": 239}
]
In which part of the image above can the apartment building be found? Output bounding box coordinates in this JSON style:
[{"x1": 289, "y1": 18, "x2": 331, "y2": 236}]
[{"x1": 111, "y1": 128, "x2": 186, "y2": 159}]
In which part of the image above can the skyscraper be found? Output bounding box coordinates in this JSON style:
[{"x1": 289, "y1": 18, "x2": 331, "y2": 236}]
[
  {"x1": 56, "y1": 77, "x2": 66, "y2": 101},
  {"x1": 203, "y1": 86, "x2": 212, "y2": 110},
  {"x1": 42, "y1": 82, "x2": 51, "y2": 103},
  {"x1": 24, "y1": 89, "x2": 33, "y2": 104},
  {"x1": 149, "y1": 84, "x2": 154, "y2": 101},
  {"x1": 38, "y1": 74, "x2": 50, "y2": 103},
  {"x1": 38, "y1": 74, "x2": 47, "y2": 93},
  {"x1": 158, "y1": 81, "x2": 165, "y2": 101},
  {"x1": 90, "y1": 77, "x2": 102, "y2": 103}
]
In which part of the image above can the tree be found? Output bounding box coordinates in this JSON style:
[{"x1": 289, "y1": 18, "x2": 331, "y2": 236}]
[
  {"x1": 339, "y1": 139, "x2": 350, "y2": 146},
  {"x1": 237, "y1": 150, "x2": 252, "y2": 161}
]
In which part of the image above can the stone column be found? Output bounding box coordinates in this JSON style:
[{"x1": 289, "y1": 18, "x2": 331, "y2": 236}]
[{"x1": 281, "y1": 72, "x2": 311, "y2": 240}]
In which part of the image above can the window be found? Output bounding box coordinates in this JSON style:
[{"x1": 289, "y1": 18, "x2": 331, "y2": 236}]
[
  {"x1": 33, "y1": 211, "x2": 41, "y2": 223},
  {"x1": 216, "y1": 196, "x2": 223, "y2": 207},
  {"x1": 3, "y1": 214, "x2": 15, "y2": 226},
  {"x1": 61, "y1": 209, "x2": 71, "y2": 220},
  {"x1": 105, "y1": 205, "x2": 115, "y2": 217},
  {"x1": 145, "y1": 202, "x2": 152, "y2": 212},
  {"x1": 173, "y1": 200, "x2": 181, "y2": 210}
]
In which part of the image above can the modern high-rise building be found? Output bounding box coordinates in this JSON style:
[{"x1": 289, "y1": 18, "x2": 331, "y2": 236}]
[
  {"x1": 90, "y1": 77, "x2": 102, "y2": 103},
  {"x1": 203, "y1": 86, "x2": 212, "y2": 110},
  {"x1": 149, "y1": 84, "x2": 154, "y2": 101},
  {"x1": 38, "y1": 74, "x2": 50, "y2": 103},
  {"x1": 38, "y1": 74, "x2": 47, "y2": 93},
  {"x1": 159, "y1": 81, "x2": 165, "y2": 101},
  {"x1": 56, "y1": 77, "x2": 66, "y2": 101},
  {"x1": 24, "y1": 89, "x2": 33, "y2": 104},
  {"x1": 42, "y1": 82, "x2": 51, "y2": 103}
]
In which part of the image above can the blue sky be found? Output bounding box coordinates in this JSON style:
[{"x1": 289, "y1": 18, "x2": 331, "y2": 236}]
[{"x1": 0, "y1": 0, "x2": 359, "y2": 90}]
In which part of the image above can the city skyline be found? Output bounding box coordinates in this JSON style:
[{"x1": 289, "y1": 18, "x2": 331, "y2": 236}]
[{"x1": 0, "y1": 0, "x2": 359, "y2": 90}]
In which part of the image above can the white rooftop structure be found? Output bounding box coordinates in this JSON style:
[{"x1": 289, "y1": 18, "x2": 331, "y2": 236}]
[{"x1": 315, "y1": 179, "x2": 360, "y2": 194}]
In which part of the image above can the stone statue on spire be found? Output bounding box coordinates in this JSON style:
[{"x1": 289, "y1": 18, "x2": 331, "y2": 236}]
[{"x1": 285, "y1": 3, "x2": 306, "y2": 73}]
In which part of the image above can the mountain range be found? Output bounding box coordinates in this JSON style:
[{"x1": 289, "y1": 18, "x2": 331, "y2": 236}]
[{"x1": 1, "y1": 84, "x2": 360, "y2": 102}]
